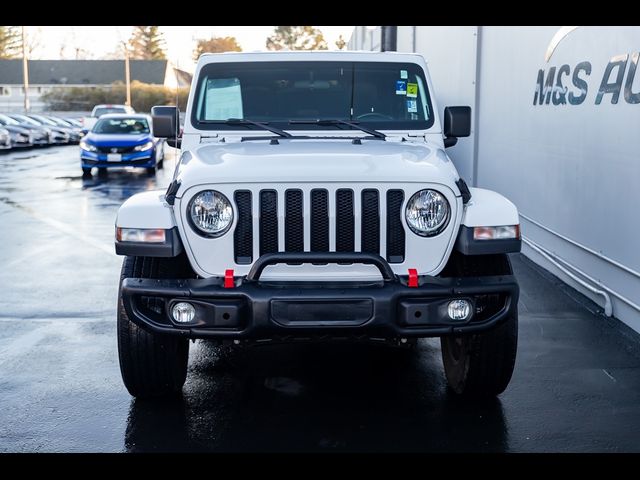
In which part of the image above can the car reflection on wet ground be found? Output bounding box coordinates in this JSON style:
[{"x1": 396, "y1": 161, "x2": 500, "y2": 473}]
[{"x1": 1, "y1": 145, "x2": 639, "y2": 452}]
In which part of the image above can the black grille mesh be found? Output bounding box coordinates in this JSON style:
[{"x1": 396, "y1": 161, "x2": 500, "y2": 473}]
[
  {"x1": 97, "y1": 146, "x2": 134, "y2": 153},
  {"x1": 259, "y1": 190, "x2": 278, "y2": 255},
  {"x1": 233, "y1": 191, "x2": 253, "y2": 264},
  {"x1": 285, "y1": 189, "x2": 304, "y2": 252},
  {"x1": 386, "y1": 190, "x2": 405, "y2": 263},
  {"x1": 310, "y1": 189, "x2": 329, "y2": 252},
  {"x1": 361, "y1": 189, "x2": 380, "y2": 254},
  {"x1": 335, "y1": 189, "x2": 355, "y2": 252}
]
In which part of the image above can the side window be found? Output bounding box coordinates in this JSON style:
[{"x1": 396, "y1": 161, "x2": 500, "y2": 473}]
[{"x1": 201, "y1": 77, "x2": 243, "y2": 120}]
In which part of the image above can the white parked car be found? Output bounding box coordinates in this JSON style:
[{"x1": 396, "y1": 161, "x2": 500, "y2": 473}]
[
  {"x1": 115, "y1": 51, "x2": 521, "y2": 399},
  {"x1": 83, "y1": 104, "x2": 136, "y2": 131},
  {"x1": 0, "y1": 127, "x2": 11, "y2": 150}
]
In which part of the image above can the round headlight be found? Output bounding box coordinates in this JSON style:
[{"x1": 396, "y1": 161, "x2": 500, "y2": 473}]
[
  {"x1": 188, "y1": 190, "x2": 233, "y2": 237},
  {"x1": 405, "y1": 189, "x2": 450, "y2": 237}
]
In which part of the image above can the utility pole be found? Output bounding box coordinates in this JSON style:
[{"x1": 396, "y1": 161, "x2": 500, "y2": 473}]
[
  {"x1": 22, "y1": 26, "x2": 30, "y2": 113},
  {"x1": 122, "y1": 41, "x2": 131, "y2": 107}
]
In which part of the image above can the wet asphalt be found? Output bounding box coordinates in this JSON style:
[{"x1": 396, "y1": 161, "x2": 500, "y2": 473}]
[{"x1": 1, "y1": 145, "x2": 640, "y2": 452}]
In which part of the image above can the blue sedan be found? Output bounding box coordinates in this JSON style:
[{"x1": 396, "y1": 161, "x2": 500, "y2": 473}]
[{"x1": 79, "y1": 114, "x2": 165, "y2": 175}]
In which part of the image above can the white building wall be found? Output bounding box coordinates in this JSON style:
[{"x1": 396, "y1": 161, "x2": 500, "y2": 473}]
[{"x1": 349, "y1": 25, "x2": 640, "y2": 332}]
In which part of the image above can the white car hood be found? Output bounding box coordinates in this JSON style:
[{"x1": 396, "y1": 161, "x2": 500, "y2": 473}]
[{"x1": 175, "y1": 138, "x2": 460, "y2": 195}]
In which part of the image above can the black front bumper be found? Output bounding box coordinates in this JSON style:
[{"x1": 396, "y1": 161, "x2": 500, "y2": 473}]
[{"x1": 121, "y1": 253, "x2": 519, "y2": 340}]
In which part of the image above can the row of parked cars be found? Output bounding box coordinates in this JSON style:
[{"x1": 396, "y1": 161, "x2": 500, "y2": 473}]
[{"x1": 0, "y1": 113, "x2": 84, "y2": 151}]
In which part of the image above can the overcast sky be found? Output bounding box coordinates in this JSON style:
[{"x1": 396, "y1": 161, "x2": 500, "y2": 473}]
[{"x1": 24, "y1": 26, "x2": 355, "y2": 71}]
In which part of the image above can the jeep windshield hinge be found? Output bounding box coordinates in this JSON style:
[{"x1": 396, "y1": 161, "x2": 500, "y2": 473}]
[
  {"x1": 165, "y1": 180, "x2": 181, "y2": 206},
  {"x1": 456, "y1": 178, "x2": 472, "y2": 204}
]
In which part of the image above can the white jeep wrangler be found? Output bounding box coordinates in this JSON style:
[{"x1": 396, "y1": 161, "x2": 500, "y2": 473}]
[{"x1": 115, "y1": 51, "x2": 521, "y2": 399}]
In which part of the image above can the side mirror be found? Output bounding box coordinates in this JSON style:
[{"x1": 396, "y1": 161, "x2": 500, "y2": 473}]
[
  {"x1": 443, "y1": 106, "x2": 471, "y2": 148},
  {"x1": 152, "y1": 105, "x2": 181, "y2": 148}
]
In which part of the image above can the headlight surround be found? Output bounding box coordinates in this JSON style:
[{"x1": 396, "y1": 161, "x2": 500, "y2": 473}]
[
  {"x1": 405, "y1": 189, "x2": 451, "y2": 237},
  {"x1": 188, "y1": 190, "x2": 233, "y2": 237},
  {"x1": 79, "y1": 139, "x2": 97, "y2": 152},
  {"x1": 134, "y1": 140, "x2": 154, "y2": 152}
]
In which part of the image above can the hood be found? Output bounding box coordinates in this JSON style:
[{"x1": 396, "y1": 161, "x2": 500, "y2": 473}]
[
  {"x1": 2, "y1": 125, "x2": 30, "y2": 135},
  {"x1": 12, "y1": 124, "x2": 44, "y2": 132},
  {"x1": 85, "y1": 133, "x2": 152, "y2": 146},
  {"x1": 177, "y1": 139, "x2": 460, "y2": 191}
]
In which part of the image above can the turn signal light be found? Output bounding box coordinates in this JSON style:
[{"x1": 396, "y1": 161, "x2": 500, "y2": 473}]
[
  {"x1": 473, "y1": 225, "x2": 520, "y2": 240},
  {"x1": 116, "y1": 227, "x2": 166, "y2": 243}
]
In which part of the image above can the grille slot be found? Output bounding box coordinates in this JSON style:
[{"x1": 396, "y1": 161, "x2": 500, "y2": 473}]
[
  {"x1": 310, "y1": 189, "x2": 329, "y2": 252},
  {"x1": 285, "y1": 190, "x2": 304, "y2": 252},
  {"x1": 233, "y1": 191, "x2": 252, "y2": 264},
  {"x1": 361, "y1": 189, "x2": 380, "y2": 254},
  {"x1": 259, "y1": 190, "x2": 278, "y2": 255},
  {"x1": 335, "y1": 189, "x2": 355, "y2": 252},
  {"x1": 97, "y1": 146, "x2": 134, "y2": 154},
  {"x1": 386, "y1": 190, "x2": 405, "y2": 263}
]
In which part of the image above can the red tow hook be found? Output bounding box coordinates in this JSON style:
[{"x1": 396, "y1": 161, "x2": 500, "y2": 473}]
[
  {"x1": 408, "y1": 269, "x2": 418, "y2": 288},
  {"x1": 224, "y1": 269, "x2": 235, "y2": 288}
]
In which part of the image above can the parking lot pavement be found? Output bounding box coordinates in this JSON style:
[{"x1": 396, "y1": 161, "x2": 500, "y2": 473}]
[{"x1": 1, "y1": 145, "x2": 640, "y2": 452}]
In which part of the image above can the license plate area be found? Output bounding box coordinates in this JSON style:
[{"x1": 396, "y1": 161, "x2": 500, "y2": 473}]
[
  {"x1": 270, "y1": 299, "x2": 373, "y2": 327},
  {"x1": 107, "y1": 153, "x2": 122, "y2": 162}
]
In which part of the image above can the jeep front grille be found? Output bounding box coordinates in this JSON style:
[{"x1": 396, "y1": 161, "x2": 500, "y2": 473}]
[{"x1": 233, "y1": 188, "x2": 406, "y2": 265}]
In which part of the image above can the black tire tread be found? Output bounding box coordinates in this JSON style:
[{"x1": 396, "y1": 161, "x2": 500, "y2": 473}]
[
  {"x1": 117, "y1": 256, "x2": 189, "y2": 398},
  {"x1": 441, "y1": 253, "x2": 518, "y2": 397}
]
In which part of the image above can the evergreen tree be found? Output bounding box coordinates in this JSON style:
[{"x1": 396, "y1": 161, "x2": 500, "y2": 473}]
[{"x1": 128, "y1": 26, "x2": 166, "y2": 60}]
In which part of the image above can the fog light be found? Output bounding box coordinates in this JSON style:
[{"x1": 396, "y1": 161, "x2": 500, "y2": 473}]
[
  {"x1": 172, "y1": 302, "x2": 195, "y2": 323},
  {"x1": 447, "y1": 299, "x2": 471, "y2": 321}
]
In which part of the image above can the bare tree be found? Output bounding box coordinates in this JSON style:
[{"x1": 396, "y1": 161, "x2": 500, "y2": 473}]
[{"x1": 23, "y1": 27, "x2": 42, "y2": 57}]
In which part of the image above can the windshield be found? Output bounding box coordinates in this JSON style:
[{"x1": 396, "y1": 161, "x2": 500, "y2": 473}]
[
  {"x1": 30, "y1": 115, "x2": 56, "y2": 126},
  {"x1": 94, "y1": 107, "x2": 126, "y2": 117},
  {"x1": 8, "y1": 114, "x2": 39, "y2": 126},
  {"x1": 93, "y1": 117, "x2": 150, "y2": 134},
  {"x1": 0, "y1": 114, "x2": 20, "y2": 126},
  {"x1": 192, "y1": 61, "x2": 434, "y2": 131},
  {"x1": 50, "y1": 117, "x2": 71, "y2": 127}
]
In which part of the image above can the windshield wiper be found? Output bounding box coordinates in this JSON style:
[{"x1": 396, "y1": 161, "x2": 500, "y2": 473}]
[
  {"x1": 289, "y1": 119, "x2": 386, "y2": 140},
  {"x1": 199, "y1": 118, "x2": 292, "y2": 138}
]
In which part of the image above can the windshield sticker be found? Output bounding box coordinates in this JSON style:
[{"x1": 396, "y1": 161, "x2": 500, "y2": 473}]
[
  {"x1": 400, "y1": 70, "x2": 408, "y2": 79},
  {"x1": 395, "y1": 80, "x2": 407, "y2": 95},
  {"x1": 407, "y1": 99, "x2": 418, "y2": 113},
  {"x1": 407, "y1": 83, "x2": 418, "y2": 98}
]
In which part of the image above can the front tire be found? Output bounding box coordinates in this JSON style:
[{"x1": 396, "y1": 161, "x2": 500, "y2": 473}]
[
  {"x1": 441, "y1": 312, "x2": 517, "y2": 397},
  {"x1": 82, "y1": 167, "x2": 92, "y2": 176},
  {"x1": 117, "y1": 256, "x2": 189, "y2": 398},
  {"x1": 439, "y1": 253, "x2": 518, "y2": 397}
]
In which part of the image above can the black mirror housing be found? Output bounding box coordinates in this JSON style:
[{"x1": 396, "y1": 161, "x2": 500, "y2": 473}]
[
  {"x1": 151, "y1": 105, "x2": 180, "y2": 139},
  {"x1": 443, "y1": 106, "x2": 471, "y2": 140}
]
